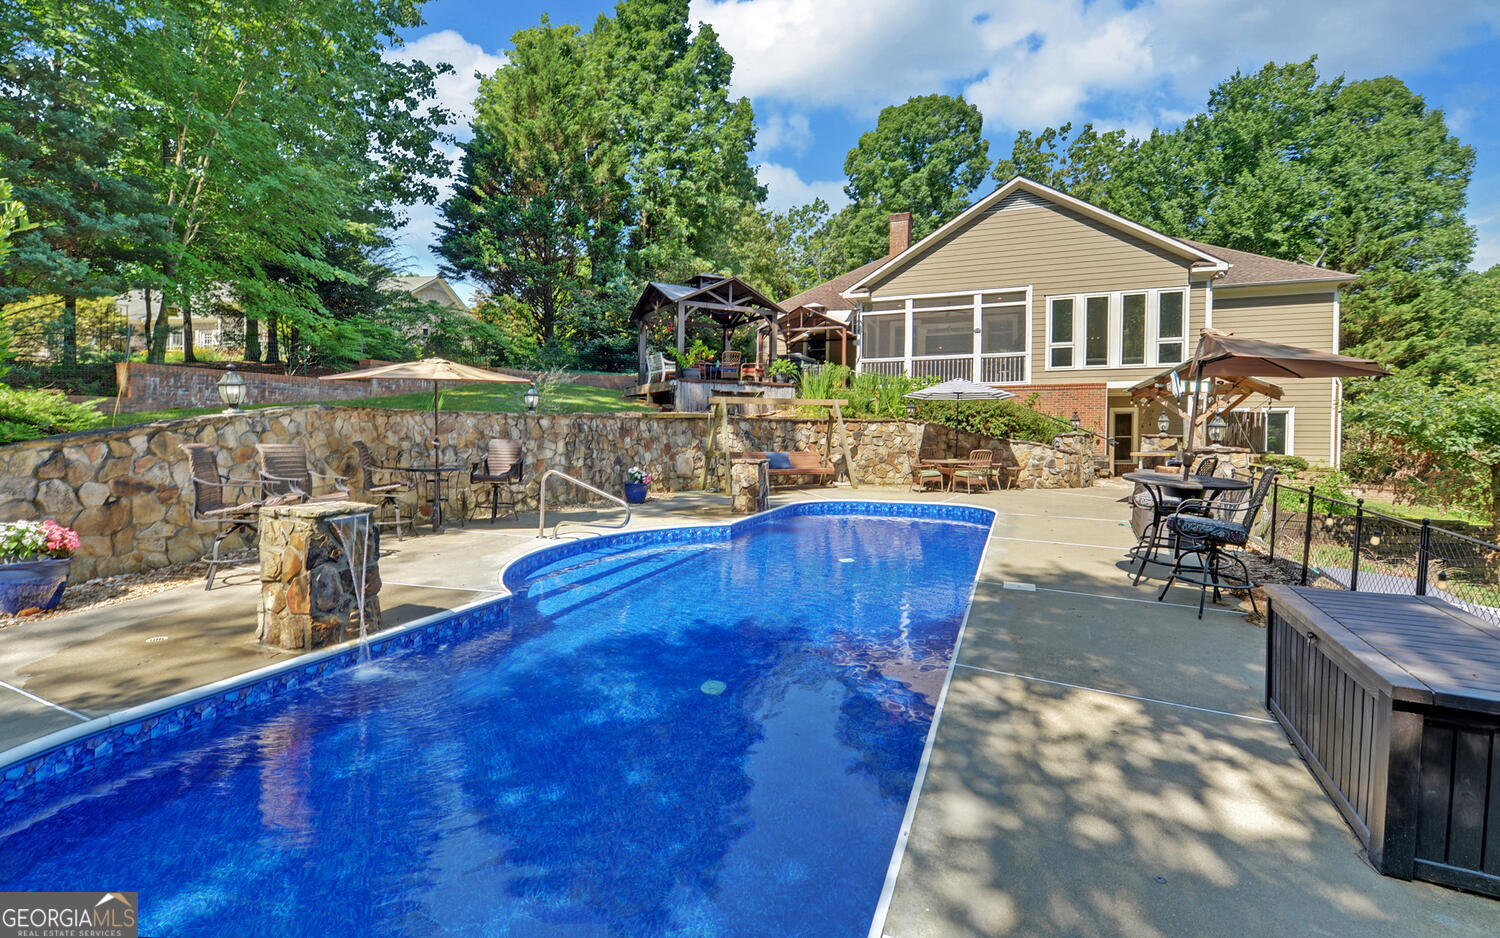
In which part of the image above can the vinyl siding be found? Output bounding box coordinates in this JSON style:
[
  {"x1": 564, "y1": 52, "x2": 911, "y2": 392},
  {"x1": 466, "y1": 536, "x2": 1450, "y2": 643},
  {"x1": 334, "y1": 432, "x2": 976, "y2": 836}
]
[
  {"x1": 1211, "y1": 289, "x2": 1340, "y2": 464},
  {"x1": 866, "y1": 196, "x2": 1208, "y2": 386}
]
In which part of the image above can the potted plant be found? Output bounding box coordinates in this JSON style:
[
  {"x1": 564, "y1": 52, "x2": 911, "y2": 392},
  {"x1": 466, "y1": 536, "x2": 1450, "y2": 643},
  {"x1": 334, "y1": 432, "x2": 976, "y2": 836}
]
[
  {"x1": 679, "y1": 339, "x2": 716, "y2": 380},
  {"x1": 769, "y1": 358, "x2": 800, "y2": 384},
  {"x1": 0, "y1": 519, "x2": 80, "y2": 615},
  {"x1": 623, "y1": 466, "x2": 653, "y2": 504}
]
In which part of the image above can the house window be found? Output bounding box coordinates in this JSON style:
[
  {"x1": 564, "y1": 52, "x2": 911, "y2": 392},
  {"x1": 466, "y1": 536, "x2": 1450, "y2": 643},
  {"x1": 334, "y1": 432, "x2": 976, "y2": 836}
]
[
  {"x1": 1046, "y1": 287, "x2": 1190, "y2": 369},
  {"x1": 1083, "y1": 295, "x2": 1109, "y2": 366},
  {"x1": 1263, "y1": 409, "x2": 1292, "y2": 455},
  {"x1": 1120, "y1": 292, "x2": 1147, "y2": 365},
  {"x1": 1048, "y1": 298, "x2": 1074, "y2": 367},
  {"x1": 1158, "y1": 290, "x2": 1185, "y2": 364},
  {"x1": 982, "y1": 306, "x2": 1024, "y2": 353},
  {"x1": 863, "y1": 314, "x2": 904, "y2": 359},
  {"x1": 912, "y1": 308, "x2": 972, "y2": 357}
]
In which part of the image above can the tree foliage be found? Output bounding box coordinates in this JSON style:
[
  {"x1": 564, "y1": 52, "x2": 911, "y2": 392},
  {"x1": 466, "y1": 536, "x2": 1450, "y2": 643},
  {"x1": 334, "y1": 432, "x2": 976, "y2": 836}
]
[
  {"x1": 831, "y1": 94, "x2": 991, "y2": 264},
  {"x1": 992, "y1": 59, "x2": 1476, "y2": 367},
  {"x1": 1346, "y1": 375, "x2": 1500, "y2": 535},
  {"x1": 439, "y1": 0, "x2": 762, "y2": 365}
]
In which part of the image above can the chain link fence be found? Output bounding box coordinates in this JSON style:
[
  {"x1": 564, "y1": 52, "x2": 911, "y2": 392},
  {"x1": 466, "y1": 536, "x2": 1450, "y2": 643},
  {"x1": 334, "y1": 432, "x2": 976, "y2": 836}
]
[{"x1": 1265, "y1": 480, "x2": 1500, "y2": 627}]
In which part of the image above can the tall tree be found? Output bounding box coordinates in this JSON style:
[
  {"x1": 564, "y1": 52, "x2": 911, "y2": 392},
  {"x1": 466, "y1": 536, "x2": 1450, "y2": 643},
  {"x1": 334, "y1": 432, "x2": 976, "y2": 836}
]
[
  {"x1": 0, "y1": 11, "x2": 167, "y2": 364},
  {"x1": 437, "y1": 20, "x2": 625, "y2": 348},
  {"x1": 832, "y1": 94, "x2": 992, "y2": 263},
  {"x1": 591, "y1": 0, "x2": 763, "y2": 280}
]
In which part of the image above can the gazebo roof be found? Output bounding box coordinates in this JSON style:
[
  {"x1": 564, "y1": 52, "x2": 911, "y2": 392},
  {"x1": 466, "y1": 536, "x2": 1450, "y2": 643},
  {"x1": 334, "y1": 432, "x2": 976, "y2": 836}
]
[{"x1": 630, "y1": 274, "x2": 784, "y2": 330}]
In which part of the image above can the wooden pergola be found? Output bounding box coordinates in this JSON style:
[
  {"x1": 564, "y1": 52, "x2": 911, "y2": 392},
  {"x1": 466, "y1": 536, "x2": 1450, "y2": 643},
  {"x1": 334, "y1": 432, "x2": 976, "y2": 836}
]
[
  {"x1": 630, "y1": 274, "x2": 785, "y2": 383},
  {"x1": 1128, "y1": 366, "x2": 1283, "y2": 441}
]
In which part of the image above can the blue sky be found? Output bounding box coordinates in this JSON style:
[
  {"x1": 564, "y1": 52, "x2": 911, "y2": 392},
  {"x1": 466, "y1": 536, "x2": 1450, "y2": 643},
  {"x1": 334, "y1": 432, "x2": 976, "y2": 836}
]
[{"x1": 389, "y1": 0, "x2": 1500, "y2": 294}]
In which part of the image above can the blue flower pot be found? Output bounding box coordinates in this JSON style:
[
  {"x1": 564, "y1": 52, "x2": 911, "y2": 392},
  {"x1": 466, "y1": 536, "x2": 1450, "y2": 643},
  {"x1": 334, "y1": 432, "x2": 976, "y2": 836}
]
[
  {"x1": 624, "y1": 482, "x2": 649, "y2": 504},
  {"x1": 0, "y1": 558, "x2": 72, "y2": 615}
]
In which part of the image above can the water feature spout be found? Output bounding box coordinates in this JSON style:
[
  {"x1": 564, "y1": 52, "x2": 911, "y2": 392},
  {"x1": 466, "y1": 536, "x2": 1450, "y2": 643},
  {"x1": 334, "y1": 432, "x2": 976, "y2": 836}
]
[{"x1": 328, "y1": 512, "x2": 373, "y2": 661}]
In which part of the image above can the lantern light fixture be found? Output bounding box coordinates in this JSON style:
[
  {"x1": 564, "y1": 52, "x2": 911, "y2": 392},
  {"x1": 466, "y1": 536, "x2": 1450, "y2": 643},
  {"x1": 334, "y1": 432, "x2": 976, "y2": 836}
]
[
  {"x1": 1069, "y1": 412, "x2": 1081, "y2": 431},
  {"x1": 1208, "y1": 414, "x2": 1228, "y2": 444},
  {"x1": 524, "y1": 383, "x2": 540, "y2": 413},
  {"x1": 217, "y1": 363, "x2": 248, "y2": 412},
  {"x1": 1157, "y1": 411, "x2": 1171, "y2": 434}
]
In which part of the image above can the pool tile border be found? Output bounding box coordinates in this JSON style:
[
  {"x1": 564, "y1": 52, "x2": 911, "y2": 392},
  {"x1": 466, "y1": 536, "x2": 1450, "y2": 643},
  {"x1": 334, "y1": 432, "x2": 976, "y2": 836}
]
[{"x1": 2, "y1": 500, "x2": 993, "y2": 813}]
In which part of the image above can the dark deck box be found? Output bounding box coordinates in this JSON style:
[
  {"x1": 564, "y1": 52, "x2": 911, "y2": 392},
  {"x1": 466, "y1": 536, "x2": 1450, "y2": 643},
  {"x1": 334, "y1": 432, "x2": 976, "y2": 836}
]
[{"x1": 1265, "y1": 586, "x2": 1500, "y2": 897}]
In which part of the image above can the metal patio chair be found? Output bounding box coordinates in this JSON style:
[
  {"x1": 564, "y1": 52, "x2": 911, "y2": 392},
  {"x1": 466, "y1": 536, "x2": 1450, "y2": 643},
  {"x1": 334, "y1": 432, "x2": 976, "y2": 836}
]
[
  {"x1": 352, "y1": 441, "x2": 415, "y2": 541},
  {"x1": 470, "y1": 439, "x2": 524, "y2": 521},
  {"x1": 1156, "y1": 468, "x2": 1278, "y2": 618},
  {"x1": 179, "y1": 443, "x2": 271, "y2": 590},
  {"x1": 256, "y1": 443, "x2": 349, "y2": 503}
]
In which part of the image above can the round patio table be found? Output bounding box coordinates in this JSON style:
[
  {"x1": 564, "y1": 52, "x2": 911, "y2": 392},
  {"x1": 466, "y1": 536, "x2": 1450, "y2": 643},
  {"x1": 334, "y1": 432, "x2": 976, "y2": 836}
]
[
  {"x1": 407, "y1": 464, "x2": 463, "y2": 529},
  {"x1": 1122, "y1": 470, "x2": 1251, "y2": 571}
]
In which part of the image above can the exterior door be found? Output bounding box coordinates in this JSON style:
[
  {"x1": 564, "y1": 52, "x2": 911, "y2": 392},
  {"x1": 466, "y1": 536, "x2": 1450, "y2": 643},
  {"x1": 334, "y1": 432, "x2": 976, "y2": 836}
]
[{"x1": 1110, "y1": 409, "x2": 1136, "y2": 475}]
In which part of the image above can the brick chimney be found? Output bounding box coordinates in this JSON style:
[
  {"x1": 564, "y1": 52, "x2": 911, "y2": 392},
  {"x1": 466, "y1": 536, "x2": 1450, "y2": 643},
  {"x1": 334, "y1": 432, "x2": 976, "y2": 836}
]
[{"x1": 888, "y1": 212, "x2": 912, "y2": 257}]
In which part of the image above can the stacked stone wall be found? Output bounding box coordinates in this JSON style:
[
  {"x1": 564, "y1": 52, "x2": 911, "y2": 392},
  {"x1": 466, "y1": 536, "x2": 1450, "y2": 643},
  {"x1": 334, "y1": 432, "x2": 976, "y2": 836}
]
[{"x1": 0, "y1": 408, "x2": 1094, "y2": 581}]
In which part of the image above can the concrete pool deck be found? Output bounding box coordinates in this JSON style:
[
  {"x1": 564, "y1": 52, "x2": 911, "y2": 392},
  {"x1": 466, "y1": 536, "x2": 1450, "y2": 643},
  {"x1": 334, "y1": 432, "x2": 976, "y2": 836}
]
[{"x1": 2, "y1": 482, "x2": 1496, "y2": 935}]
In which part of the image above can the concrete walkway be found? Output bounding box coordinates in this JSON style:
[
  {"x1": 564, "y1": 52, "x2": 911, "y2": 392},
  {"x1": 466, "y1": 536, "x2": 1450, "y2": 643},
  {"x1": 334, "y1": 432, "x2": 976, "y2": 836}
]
[{"x1": 1, "y1": 481, "x2": 1495, "y2": 934}]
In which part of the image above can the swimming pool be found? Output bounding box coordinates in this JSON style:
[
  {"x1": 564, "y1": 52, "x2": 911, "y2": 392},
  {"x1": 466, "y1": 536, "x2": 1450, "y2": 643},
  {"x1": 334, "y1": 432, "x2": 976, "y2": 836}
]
[{"x1": 0, "y1": 502, "x2": 992, "y2": 937}]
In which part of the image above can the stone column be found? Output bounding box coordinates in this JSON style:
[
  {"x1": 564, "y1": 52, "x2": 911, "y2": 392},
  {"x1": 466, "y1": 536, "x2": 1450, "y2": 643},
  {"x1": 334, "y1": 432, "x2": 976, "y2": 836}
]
[
  {"x1": 730, "y1": 458, "x2": 769, "y2": 514},
  {"x1": 257, "y1": 501, "x2": 381, "y2": 650}
]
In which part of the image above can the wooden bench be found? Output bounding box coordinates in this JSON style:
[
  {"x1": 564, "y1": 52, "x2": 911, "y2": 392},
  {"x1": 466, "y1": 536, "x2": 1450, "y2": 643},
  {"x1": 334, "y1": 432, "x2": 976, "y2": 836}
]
[{"x1": 732, "y1": 450, "x2": 837, "y2": 484}]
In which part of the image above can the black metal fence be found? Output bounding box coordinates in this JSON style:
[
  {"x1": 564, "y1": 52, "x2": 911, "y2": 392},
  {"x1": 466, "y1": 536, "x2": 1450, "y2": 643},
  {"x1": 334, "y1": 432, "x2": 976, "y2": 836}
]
[{"x1": 1266, "y1": 480, "x2": 1500, "y2": 627}]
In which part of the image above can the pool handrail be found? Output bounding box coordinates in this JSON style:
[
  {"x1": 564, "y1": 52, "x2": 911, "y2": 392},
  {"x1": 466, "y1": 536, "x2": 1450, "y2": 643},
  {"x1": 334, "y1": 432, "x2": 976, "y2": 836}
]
[{"x1": 538, "y1": 468, "x2": 631, "y2": 539}]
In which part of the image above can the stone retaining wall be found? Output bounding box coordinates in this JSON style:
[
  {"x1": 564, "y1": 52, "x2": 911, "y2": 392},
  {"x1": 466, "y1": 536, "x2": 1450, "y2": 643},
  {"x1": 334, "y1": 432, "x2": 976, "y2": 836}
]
[{"x1": 0, "y1": 408, "x2": 1093, "y2": 581}]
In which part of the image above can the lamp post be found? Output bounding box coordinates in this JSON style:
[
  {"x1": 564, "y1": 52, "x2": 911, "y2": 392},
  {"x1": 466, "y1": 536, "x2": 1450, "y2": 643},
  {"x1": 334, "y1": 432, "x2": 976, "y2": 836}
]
[
  {"x1": 217, "y1": 363, "x2": 248, "y2": 413},
  {"x1": 1208, "y1": 414, "x2": 1227, "y2": 444},
  {"x1": 524, "y1": 383, "x2": 540, "y2": 413},
  {"x1": 1157, "y1": 411, "x2": 1171, "y2": 434}
]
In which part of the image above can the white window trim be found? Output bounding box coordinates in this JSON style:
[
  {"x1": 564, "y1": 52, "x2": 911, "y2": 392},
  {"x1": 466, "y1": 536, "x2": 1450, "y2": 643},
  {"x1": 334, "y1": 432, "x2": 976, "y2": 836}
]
[
  {"x1": 1044, "y1": 286, "x2": 1190, "y2": 372},
  {"x1": 1263, "y1": 407, "x2": 1294, "y2": 456}
]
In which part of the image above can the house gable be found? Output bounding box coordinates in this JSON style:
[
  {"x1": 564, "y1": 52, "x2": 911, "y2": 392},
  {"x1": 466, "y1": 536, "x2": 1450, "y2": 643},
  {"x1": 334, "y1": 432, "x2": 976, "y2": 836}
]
[{"x1": 844, "y1": 177, "x2": 1226, "y2": 298}]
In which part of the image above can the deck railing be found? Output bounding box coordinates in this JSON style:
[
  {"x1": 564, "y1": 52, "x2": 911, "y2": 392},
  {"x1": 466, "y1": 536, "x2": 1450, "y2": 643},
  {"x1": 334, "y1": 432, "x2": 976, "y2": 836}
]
[{"x1": 1267, "y1": 480, "x2": 1500, "y2": 627}]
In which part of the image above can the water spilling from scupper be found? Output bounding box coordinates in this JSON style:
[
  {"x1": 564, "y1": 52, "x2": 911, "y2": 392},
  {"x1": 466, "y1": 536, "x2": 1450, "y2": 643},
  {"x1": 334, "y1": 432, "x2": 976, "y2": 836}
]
[{"x1": 328, "y1": 513, "x2": 372, "y2": 662}]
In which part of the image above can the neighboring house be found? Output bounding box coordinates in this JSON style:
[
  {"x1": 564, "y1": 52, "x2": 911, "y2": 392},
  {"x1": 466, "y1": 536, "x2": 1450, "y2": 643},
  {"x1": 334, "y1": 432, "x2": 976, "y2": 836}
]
[
  {"x1": 834, "y1": 177, "x2": 1355, "y2": 467},
  {"x1": 771, "y1": 254, "x2": 888, "y2": 368},
  {"x1": 116, "y1": 287, "x2": 234, "y2": 353},
  {"x1": 112, "y1": 276, "x2": 469, "y2": 353},
  {"x1": 379, "y1": 275, "x2": 469, "y2": 313}
]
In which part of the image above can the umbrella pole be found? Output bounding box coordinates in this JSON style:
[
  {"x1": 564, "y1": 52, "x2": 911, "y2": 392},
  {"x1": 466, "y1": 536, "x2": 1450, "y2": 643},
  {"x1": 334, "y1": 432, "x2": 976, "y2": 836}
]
[
  {"x1": 1181, "y1": 360, "x2": 1201, "y2": 480},
  {"x1": 954, "y1": 398, "x2": 960, "y2": 456}
]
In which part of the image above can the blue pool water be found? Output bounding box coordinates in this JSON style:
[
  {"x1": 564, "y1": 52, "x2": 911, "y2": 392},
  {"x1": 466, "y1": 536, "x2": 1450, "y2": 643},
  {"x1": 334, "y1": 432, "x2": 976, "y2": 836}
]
[{"x1": 0, "y1": 506, "x2": 991, "y2": 937}]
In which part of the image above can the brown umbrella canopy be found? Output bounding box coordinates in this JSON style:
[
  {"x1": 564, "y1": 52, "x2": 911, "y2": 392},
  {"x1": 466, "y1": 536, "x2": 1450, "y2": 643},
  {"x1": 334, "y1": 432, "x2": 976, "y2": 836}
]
[
  {"x1": 1192, "y1": 329, "x2": 1390, "y2": 379},
  {"x1": 321, "y1": 358, "x2": 530, "y2": 467}
]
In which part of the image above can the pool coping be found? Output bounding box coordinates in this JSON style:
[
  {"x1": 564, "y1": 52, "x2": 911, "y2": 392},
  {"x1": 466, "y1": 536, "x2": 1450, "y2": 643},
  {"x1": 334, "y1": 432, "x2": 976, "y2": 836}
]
[
  {"x1": 864, "y1": 503, "x2": 998, "y2": 938},
  {"x1": 2, "y1": 499, "x2": 999, "y2": 925}
]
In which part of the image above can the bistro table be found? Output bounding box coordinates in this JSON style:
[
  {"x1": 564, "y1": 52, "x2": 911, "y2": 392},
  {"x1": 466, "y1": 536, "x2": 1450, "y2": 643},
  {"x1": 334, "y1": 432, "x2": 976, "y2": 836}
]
[
  {"x1": 1122, "y1": 470, "x2": 1251, "y2": 574},
  {"x1": 407, "y1": 463, "x2": 464, "y2": 529},
  {"x1": 919, "y1": 457, "x2": 1001, "y2": 492}
]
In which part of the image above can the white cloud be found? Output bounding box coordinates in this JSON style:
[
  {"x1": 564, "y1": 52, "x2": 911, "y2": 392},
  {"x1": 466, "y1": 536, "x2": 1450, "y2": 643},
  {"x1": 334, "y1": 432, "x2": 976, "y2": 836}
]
[
  {"x1": 692, "y1": 0, "x2": 1500, "y2": 131},
  {"x1": 755, "y1": 163, "x2": 849, "y2": 212},
  {"x1": 384, "y1": 29, "x2": 507, "y2": 136},
  {"x1": 756, "y1": 111, "x2": 813, "y2": 155}
]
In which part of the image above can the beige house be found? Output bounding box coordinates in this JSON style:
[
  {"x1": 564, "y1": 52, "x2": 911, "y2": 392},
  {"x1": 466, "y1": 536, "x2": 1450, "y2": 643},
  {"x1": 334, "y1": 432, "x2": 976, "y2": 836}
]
[{"x1": 838, "y1": 177, "x2": 1356, "y2": 467}]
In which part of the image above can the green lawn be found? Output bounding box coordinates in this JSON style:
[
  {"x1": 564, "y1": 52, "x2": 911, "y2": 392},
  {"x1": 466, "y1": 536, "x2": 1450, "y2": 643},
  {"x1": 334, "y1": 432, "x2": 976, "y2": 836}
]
[{"x1": 107, "y1": 381, "x2": 649, "y2": 426}]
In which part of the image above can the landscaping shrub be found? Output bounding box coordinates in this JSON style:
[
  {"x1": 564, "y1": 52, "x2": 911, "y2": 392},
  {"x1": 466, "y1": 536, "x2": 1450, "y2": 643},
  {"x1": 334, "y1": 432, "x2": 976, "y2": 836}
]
[{"x1": 0, "y1": 385, "x2": 105, "y2": 443}]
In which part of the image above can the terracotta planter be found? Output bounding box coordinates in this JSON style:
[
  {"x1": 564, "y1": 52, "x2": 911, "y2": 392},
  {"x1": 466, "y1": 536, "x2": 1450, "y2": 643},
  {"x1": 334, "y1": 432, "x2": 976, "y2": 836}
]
[{"x1": 0, "y1": 557, "x2": 71, "y2": 615}]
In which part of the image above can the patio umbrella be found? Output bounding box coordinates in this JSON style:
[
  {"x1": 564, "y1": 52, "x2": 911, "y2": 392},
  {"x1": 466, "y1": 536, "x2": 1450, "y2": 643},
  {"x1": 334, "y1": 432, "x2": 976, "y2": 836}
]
[
  {"x1": 1177, "y1": 329, "x2": 1389, "y2": 477},
  {"x1": 320, "y1": 358, "x2": 530, "y2": 470},
  {"x1": 904, "y1": 378, "x2": 1018, "y2": 454}
]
